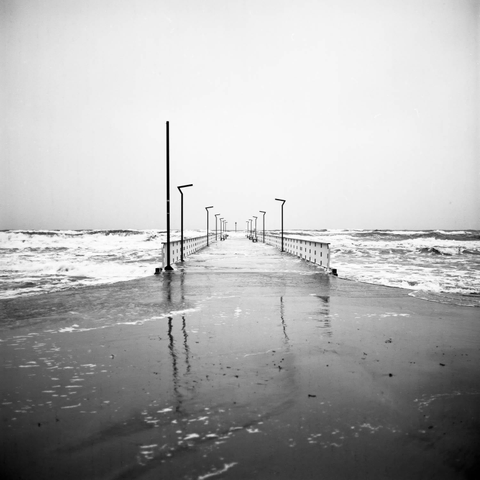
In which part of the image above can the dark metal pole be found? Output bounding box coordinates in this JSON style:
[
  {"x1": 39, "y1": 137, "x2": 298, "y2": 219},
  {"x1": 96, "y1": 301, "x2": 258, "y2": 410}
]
[
  {"x1": 165, "y1": 121, "x2": 173, "y2": 271},
  {"x1": 215, "y1": 214, "x2": 220, "y2": 241},
  {"x1": 253, "y1": 216, "x2": 257, "y2": 241},
  {"x1": 205, "y1": 206, "x2": 213, "y2": 246},
  {"x1": 180, "y1": 190, "x2": 183, "y2": 261},
  {"x1": 178, "y1": 184, "x2": 193, "y2": 262},
  {"x1": 260, "y1": 211, "x2": 266, "y2": 243},
  {"x1": 281, "y1": 205, "x2": 284, "y2": 251},
  {"x1": 275, "y1": 198, "x2": 286, "y2": 252}
]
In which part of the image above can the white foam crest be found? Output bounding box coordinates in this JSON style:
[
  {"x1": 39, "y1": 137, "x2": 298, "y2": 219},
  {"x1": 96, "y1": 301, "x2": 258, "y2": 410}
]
[{"x1": 198, "y1": 463, "x2": 238, "y2": 480}]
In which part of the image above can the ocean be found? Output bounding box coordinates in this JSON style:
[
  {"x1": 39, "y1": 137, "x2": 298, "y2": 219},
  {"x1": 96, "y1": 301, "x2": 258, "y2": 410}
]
[{"x1": 1, "y1": 229, "x2": 479, "y2": 307}]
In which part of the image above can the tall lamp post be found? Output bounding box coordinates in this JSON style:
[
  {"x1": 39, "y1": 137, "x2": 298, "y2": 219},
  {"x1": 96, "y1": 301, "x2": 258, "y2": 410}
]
[
  {"x1": 259, "y1": 210, "x2": 266, "y2": 243},
  {"x1": 275, "y1": 198, "x2": 286, "y2": 252},
  {"x1": 220, "y1": 218, "x2": 224, "y2": 240},
  {"x1": 253, "y1": 216, "x2": 257, "y2": 241},
  {"x1": 164, "y1": 121, "x2": 173, "y2": 271},
  {"x1": 178, "y1": 184, "x2": 193, "y2": 261},
  {"x1": 205, "y1": 206, "x2": 213, "y2": 246},
  {"x1": 215, "y1": 214, "x2": 220, "y2": 241}
]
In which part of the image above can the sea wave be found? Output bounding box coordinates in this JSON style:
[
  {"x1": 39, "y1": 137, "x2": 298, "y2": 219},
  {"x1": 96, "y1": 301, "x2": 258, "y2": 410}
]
[{"x1": 280, "y1": 229, "x2": 480, "y2": 242}]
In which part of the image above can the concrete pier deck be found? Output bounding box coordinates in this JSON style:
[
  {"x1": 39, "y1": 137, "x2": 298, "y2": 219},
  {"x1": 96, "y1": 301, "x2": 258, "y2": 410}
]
[{"x1": 1, "y1": 233, "x2": 479, "y2": 479}]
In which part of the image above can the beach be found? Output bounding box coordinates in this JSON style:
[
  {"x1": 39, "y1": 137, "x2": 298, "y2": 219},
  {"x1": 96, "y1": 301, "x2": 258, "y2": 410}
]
[{"x1": 1, "y1": 235, "x2": 479, "y2": 479}]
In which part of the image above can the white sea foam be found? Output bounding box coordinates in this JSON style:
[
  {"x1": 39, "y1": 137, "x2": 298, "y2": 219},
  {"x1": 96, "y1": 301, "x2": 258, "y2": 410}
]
[
  {"x1": 304, "y1": 229, "x2": 480, "y2": 304},
  {"x1": 0, "y1": 229, "x2": 205, "y2": 298},
  {"x1": 198, "y1": 463, "x2": 238, "y2": 480}
]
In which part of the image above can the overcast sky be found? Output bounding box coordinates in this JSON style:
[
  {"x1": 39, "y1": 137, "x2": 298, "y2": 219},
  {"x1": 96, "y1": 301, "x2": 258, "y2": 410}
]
[{"x1": 1, "y1": 0, "x2": 479, "y2": 231}]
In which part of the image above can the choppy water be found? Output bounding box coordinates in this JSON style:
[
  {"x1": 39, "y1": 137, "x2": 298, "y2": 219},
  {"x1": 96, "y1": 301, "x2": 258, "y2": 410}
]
[
  {"x1": 0, "y1": 230, "x2": 165, "y2": 298},
  {"x1": 1, "y1": 229, "x2": 479, "y2": 307},
  {"x1": 284, "y1": 229, "x2": 480, "y2": 307}
]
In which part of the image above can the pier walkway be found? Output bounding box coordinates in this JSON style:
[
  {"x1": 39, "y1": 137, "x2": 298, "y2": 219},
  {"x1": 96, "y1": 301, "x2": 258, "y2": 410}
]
[{"x1": 1, "y1": 233, "x2": 479, "y2": 479}]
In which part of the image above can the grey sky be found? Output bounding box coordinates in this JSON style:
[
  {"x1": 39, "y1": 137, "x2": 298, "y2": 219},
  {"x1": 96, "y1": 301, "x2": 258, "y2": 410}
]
[{"x1": 1, "y1": 0, "x2": 479, "y2": 231}]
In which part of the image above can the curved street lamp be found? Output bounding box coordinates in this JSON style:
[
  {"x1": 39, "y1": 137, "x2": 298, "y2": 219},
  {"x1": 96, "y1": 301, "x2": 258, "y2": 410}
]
[
  {"x1": 275, "y1": 198, "x2": 286, "y2": 252},
  {"x1": 253, "y1": 216, "x2": 258, "y2": 242},
  {"x1": 259, "y1": 210, "x2": 266, "y2": 243},
  {"x1": 205, "y1": 206, "x2": 213, "y2": 246},
  {"x1": 215, "y1": 214, "x2": 220, "y2": 241},
  {"x1": 177, "y1": 184, "x2": 193, "y2": 261}
]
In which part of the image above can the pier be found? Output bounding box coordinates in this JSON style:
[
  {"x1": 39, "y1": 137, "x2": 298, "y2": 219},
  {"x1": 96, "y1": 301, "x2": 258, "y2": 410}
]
[{"x1": 1, "y1": 233, "x2": 479, "y2": 479}]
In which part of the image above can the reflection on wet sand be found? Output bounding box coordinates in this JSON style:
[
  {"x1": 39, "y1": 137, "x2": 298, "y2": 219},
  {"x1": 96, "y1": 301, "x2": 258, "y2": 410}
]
[
  {"x1": 167, "y1": 314, "x2": 193, "y2": 413},
  {"x1": 182, "y1": 316, "x2": 191, "y2": 374},
  {"x1": 315, "y1": 294, "x2": 332, "y2": 336},
  {"x1": 167, "y1": 316, "x2": 181, "y2": 411},
  {"x1": 280, "y1": 296, "x2": 290, "y2": 344}
]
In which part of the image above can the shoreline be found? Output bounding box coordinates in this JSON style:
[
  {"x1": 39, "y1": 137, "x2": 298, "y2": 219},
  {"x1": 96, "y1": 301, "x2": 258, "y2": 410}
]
[{"x1": 2, "y1": 269, "x2": 479, "y2": 309}]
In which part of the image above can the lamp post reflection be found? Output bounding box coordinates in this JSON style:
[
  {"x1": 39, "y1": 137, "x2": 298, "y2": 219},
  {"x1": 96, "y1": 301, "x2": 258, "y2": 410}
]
[
  {"x1": 280, "y1": 296, "x2": 290, "y2": 345},
  {"x1": 161, "y1": 271, "x2": 192, "y2": 412},
  {"x1": 166, "y1": 313, "x2": 194, "y2": 412},
  {"x1": 182, "y1": 316, "x2": 191, "y2": 374},
  {"x1": 167, "y1": 316, "x2": 181, "y2": 411}
]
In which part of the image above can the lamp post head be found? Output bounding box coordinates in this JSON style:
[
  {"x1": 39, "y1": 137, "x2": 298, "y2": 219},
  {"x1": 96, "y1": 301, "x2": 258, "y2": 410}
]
[
  {"x1": 178, "y1": 184, "x2": 193, "y2": 192},
  {"x1": 275, "y1": 198, "x2": 286, "y2": 204},
  {"x1": 260, "y1": 210, "x2": 266, "y2": 214},
  {"x1": 205, "y1": 206, "x2": 213, "y2": 210}
]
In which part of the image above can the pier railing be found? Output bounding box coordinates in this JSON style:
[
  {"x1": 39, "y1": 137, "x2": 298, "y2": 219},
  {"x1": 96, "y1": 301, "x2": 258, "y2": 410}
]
[
  {"x1": 162, "y1": 234, "x2": 216, "y2": 269},
  {"x1": 263, "y1": 234, "x2": 332, "y2": 271}
]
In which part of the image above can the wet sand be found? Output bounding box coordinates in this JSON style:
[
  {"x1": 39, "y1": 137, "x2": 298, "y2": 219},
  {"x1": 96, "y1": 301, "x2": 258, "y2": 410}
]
[{"x1": 1, "y1": 235, "x2": 479, "y2": 479}]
